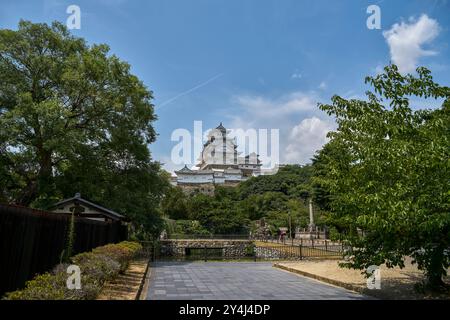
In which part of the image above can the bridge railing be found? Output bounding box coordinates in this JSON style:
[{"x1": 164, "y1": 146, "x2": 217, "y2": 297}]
[
  {"x1": 164, "y1": 234, "x2": 251, "y2": 240},
  {"x1": 149, "y1": 242, "x2": 345, "y2": 262}
]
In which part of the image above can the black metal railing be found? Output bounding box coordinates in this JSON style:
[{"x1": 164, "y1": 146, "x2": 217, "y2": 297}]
[
  {"x1": 164, "y1": 234, "x2": 251, "y2": 240},
  {"x1": 254, "y1": 243, "x2": 343, "y2": 260},
  {"x1": 150, "y1": 242, "x2": 345, "y2": 262},
  {"x1": 254, "y1": 237, "x2": 342, "y2": 247}
]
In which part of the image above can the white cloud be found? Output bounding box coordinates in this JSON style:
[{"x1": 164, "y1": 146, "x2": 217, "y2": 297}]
[
  {"x1": 372, "y1": 64, "x2": 385, "y2": 75},
  {"x1": 318, "y1": 81, "x2": 327, "y2": 90},
  {"x1": 383, "y1": 14, "x2": 440, "y2": 74},
  {"x1": 235, "y1": 92, "x2": 317, "y2": 119},
  {"x1": 229, "y1": 91, "x2": 334, "y2": 165},
  {"x1": 161, "y1": 91, "x2": 336, "y2": 171},
  {"x1": 285, "y1": 117, "x2": 334, "y2": 164},
  {"x1": 291, "y1": 72, "x2": 302, "y2": 79}
]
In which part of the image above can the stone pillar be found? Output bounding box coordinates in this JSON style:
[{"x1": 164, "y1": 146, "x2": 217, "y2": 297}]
[{"x1": 308, "y1": 198, "x2": 315, "y2": 232}]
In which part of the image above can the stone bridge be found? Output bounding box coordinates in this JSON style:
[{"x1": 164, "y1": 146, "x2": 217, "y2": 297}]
[{"x1": 159, "y1": 239, "x2": 254, "y2": 258}]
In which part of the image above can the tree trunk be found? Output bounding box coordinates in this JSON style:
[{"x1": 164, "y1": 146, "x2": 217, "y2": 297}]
[
  {"x1": 426, "y1": 245, "x2": 447, "y2": 290},
  {"x1": 18, "y1": 149, "x2": 53, "y2": 206},
  {"x1": 37, "y1": 149, "x2": 54, "y2": 194},
  {"x1": 18, "y1": 181, "x2": 38, "y2": 206}
]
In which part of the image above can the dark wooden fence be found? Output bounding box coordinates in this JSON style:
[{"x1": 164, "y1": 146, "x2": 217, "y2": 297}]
[{"x1": 0, "y1": 203, "x2": 128, "y2": 297}]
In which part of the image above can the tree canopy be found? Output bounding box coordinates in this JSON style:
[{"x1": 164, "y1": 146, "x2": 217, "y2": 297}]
[
  {"x1": 0, "y1": 21, "x2": 168, "y2": 238},
  {"x1": 318, "y1": 65, "x2": 450, "y2": 289},
  {"x1": 238, "y1": 164, "x2": 313, "y2": 199},
  {"x1": 161, "y1": 165, "x2": 327, "y2": 236}
]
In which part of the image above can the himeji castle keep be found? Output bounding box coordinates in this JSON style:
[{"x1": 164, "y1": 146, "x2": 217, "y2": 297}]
[{"x1": 173, "y1": 123, "x2": 262, "y2": 194}]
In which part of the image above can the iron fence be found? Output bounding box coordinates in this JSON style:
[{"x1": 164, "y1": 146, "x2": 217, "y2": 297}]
[
  {"x1": 150, "y1": 242, "x2": 345, "y2": 262},
  {"x1": 165, "y1": 234, "x2": 251, "y2": 240},
  {"x1": 255, "y1": 237, "x2": 342, "y2": 247}
]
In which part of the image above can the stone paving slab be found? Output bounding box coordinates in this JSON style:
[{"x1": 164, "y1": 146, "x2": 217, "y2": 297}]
[{"x1": 146, "y1": 262, "x2": 367, "y2": 300}]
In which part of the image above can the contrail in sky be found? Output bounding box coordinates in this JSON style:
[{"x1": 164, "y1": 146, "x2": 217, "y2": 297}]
[{"x1": 158, "y1": 73, "x2": 224, "y2": 108}]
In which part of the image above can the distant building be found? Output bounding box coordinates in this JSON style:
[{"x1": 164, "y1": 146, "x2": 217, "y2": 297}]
[
  {"x1": 174, "y1": 123, "x2": 262, "y2": 194},
  {"x1": 49, "y1": 193, "x2": 126, "y2": 223}
]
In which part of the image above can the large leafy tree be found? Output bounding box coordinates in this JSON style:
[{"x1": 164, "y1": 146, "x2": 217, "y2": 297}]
[
  {"x1": 162, "y1": 165, "x2": 325, "y2": 235},
  {"x1": 319, "y1": 65, "x2": 449, "y2": 289},
  {"x1": 0, "y1": 21, "x2": 167, "y2": 236},
  {"x1": 187, "y1": 189, "x2": 249, "y2": 234},
  {"x1": 311, "y1": 141, "x2": 341, "y2": 211},
  {"x1": 238, "y1": 164, "x2": 313, "y2": 199},
  {"x1": 161, "y1": 186, "x2": 190, "y2": 220}
]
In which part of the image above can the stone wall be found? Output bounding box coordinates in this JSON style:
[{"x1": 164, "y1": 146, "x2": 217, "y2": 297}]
[
  {"x1": 158, "y1": 240, "x2": 305, "y2": 260},
  {"x1": 177, "y1": 183, "x2": 215, "y2": 196},
  {"x1": 295, "y1": 230, "x2": 328, "y2": 239},
  {"x1": 254, "y1": 246, "x2": 302, "y2": 260},
  {"x1": 159, "y1": 240, "x2": 254, "y2": 258},
  {"x1": 177, "y1": 182, "x2": 240, "y2": 196}
]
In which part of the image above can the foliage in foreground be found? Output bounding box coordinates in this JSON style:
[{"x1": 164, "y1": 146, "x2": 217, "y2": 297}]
[
  {"x1": 318, "y1": 65, "x2": 449, "y2": 289},
  {"x1": 3, "y1": 241, "x2": 142, "y2": 300},
  {"x1": 0, "y1": 20, "x2": 169, "y2": 238}
]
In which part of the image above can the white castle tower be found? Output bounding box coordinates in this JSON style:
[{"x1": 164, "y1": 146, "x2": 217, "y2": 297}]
[{"x1": 174, "y1": 123, "x2": 261, "y2": 194}]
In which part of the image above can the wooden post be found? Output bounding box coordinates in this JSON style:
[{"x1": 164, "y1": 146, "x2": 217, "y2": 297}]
[
  {"x1": 325, "y1": 240, "x2": 328, "y2": 252},
  {"x1": 299, "y1": 244, "x2": 303, "y2": 260},
  {"x1": 204, "y1": 244, "x2": 207, "y2": 262}
]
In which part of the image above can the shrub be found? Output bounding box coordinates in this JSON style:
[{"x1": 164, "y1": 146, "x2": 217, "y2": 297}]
[
  {"x1": 4, "y1": 273, "x2": 66, "y2": 300},
  {"x1": 245, "y1": 243, "x2": 256, "y2": 257},
  {"x1": 3, "y1": 241, "x2": 142, "y2": 300},
  {"x1": 71, "y1": 252, "x2": 121, "y2": 282}
]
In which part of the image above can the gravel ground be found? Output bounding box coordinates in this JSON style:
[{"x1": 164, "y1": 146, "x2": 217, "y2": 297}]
[
  {"x1": 97, "y1": 259, "x2": 148, "y2": 300},
  {"x1": 276, "y1": 257, "x2": 450, "y2": 300}
]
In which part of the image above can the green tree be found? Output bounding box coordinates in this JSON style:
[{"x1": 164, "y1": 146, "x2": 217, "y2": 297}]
[
  {"x1": 184, "y1": 191, "x2": 249, "y2": 234},
  {"x1": 311, "y1": 141, "x2": 340, "y2": 211},
  {"x1": 187, "y1": 192, "x2": 214, "y2": 220},
  {"x1": 161, "y1": 186, "x2": 189, "y2": 220},
  {"x1": 319, "y1": 65, "x2": 450, "y2": 289},
  {"x1": 240, "y1": 194, "x2": 265, "y2": 221},
  {"x1": 0, "y1": 21, "x2": 166, "y2": 237},
  {"x1": 238, "y1": 164, "x2": 312, "y2": 198},
  {"x1": 165, "y1": 219, "x2": 210, "y2": 236}
]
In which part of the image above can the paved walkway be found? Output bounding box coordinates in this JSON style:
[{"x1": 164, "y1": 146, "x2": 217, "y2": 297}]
[{"x1": 146, "y1": 262, "x2": 367, "y2": 300}]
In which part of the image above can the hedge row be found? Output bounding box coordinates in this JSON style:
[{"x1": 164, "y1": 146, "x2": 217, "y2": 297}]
[{"x1": 3, "y1": 241, "x2": 142, "y2": 300}]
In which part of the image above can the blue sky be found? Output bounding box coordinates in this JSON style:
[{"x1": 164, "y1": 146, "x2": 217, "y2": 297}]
[{"x1": 1, "y1": 0, "x2": 449, "y2": 172}]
